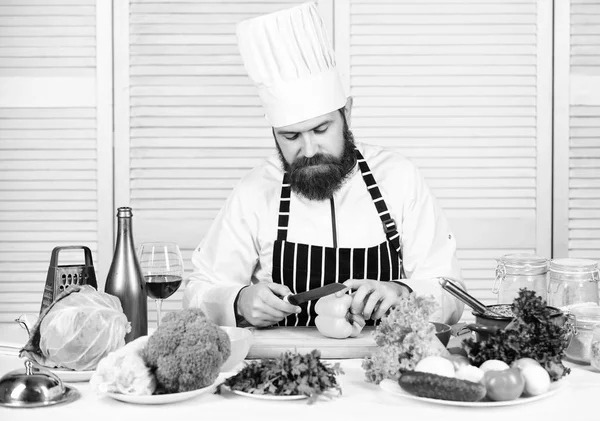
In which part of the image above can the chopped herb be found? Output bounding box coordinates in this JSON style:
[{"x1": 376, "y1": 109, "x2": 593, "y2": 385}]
[{"x1": 217, "y1": 349, "x2": 343, "y2": 404}]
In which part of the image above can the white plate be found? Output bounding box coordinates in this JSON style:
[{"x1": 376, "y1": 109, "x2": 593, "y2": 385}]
[
  {"x1": 33, "y1": 363, "x2": 94, "y2": 383},
  {"x1": 230, "y1": 390, "x2": 308, "y2": 401},
  {"x1": 379, "y1": 378, "x2": 568, "y2": 407},
  {"x1": 106, "y1": 380, "x2": 219, "y2": 405},
  {"x1": 49, "y1": 367, "x2": 94, "y2": 383}
]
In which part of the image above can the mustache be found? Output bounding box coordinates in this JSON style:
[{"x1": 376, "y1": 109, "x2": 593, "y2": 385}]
[{"x1": 289, "y1": 154, "x2": 340, "y2": 172}]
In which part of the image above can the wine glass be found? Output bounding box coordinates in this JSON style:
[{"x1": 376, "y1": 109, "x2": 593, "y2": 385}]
[{"x1": 138, "y1": 242, "x2": 184, "y2": 327}]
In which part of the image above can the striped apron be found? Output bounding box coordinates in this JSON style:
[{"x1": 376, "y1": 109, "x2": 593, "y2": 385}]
[{"x1": 272, "y1": 147, "x2": 406, "y2": 327}]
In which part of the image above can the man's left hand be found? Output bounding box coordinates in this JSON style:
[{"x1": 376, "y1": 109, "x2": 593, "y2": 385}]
[{"x1": 337, "y1": 279, "x2": 408, "y2": 321}]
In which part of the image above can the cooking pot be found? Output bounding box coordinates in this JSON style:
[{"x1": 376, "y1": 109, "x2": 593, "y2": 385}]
[{"x1": 465, "y1": 304, "x2": 571, "y2": 342}]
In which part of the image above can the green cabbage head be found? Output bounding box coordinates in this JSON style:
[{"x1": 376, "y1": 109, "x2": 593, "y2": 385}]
[{"x1": 21, "y1": 285, "x2": 131, "y2": 371}]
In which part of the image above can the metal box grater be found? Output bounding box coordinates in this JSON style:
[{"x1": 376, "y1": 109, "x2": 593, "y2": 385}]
[{"x1": 39, "y1": 246, "x2": 98, "y2": 315}]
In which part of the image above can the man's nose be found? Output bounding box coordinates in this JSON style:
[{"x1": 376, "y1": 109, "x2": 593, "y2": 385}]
[{"x1": 300, "y1": 134, "x2": 318, "y2": 158}]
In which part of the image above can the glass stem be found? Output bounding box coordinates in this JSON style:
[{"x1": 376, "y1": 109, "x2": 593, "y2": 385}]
[{"x1": 156, "y1": 299, "x2": 163, "y2": 328}]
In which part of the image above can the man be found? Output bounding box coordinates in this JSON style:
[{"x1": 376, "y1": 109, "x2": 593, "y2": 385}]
[{"x1": 183, "y1": 2, "x2": 465, "y2": 328}]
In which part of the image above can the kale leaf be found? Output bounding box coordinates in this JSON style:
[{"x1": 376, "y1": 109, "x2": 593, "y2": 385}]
[{"x1": 462, "y1": 289, "x2": 571, "y2": 381}]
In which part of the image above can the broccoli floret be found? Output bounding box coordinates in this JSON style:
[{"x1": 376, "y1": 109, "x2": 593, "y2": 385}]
[{"x1": 142, "y1": 308, "x2": 231, "y2": 393}]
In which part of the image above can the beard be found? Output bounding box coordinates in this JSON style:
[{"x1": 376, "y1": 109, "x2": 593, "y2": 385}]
[{"x1": 276, "y1": 117, "x2": 357, "y2": 201}]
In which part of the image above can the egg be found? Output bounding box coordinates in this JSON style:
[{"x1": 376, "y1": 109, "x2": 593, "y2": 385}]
[
  {"x1": 479, "y1": 359, "x2": 510, "y2": 372},
  {"x1": 414, "y1": 356, "x2": 456, "y2": 378},
  {"x1": 455, "y1": 365, "x2": 485, "y2": 383},
  {"x1": 520, "y1": 365, "x2": 551, "y2": 396}
]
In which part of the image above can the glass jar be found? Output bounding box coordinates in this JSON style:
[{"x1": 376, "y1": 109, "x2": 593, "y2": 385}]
[
  {"x1": 591, "y1": 325, "x2": 600, "y2": 370},
  {"x1": 565, "y1": 305, "x2": 600, "y2": 364},
  {"x1": 547, "y1": 258, "x2": 600, "y2": 311},
  {"x1": 493, "y1": 253, "x2": 549, "y2": 304}
]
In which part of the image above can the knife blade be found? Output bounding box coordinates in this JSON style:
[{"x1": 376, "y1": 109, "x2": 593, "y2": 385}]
[{"x1": 283, "y1": 283, "x2": 348, "y2": 306}]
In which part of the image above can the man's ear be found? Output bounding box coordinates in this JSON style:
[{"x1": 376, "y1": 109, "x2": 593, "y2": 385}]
[{"x1": 343, "y1": 96, "x2": 353, "y2": 125}]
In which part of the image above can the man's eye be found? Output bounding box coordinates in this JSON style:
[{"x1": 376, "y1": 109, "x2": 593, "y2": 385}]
[
  {"x1": 284, "y1": 134, "x2": 299, "y2": 140},
  {"x1": 314, "y1": 127, "x2": 327, "y2": 134}
]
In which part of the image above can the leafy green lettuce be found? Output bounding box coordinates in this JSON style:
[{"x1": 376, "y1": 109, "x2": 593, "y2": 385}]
[{"x1": 462, "y1": 289, "x2": 571, "y2": 381}]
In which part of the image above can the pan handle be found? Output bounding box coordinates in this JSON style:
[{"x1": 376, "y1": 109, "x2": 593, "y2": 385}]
[
  {"x1": 464, "y1": 323, "x2": 500, "y2": 335},
  {"x1": 439, "y1": 278, "x2": 489, "y2": 315}
]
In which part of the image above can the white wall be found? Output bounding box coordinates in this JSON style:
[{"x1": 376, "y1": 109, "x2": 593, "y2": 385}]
[
  {"x1": 0, "y1": 0, "x2": 113, "y2": 324},
  {"x1": 0, "y1": 0, "x2": 597, "y2": 326}
]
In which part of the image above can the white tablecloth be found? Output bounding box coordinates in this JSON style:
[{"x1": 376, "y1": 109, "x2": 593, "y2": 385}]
[{"x1": 1, "y1": 327, "x2": 599, "y2": 421}]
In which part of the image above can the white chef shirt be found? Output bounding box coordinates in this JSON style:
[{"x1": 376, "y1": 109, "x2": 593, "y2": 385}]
[{"x1": 183, "y1": 142, "x2": 465, "y2": 326}]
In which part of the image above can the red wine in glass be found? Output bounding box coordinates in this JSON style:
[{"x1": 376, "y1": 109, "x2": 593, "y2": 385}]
[{"x1": 144, "y1": 275, "x2": 182, "y2": 300}]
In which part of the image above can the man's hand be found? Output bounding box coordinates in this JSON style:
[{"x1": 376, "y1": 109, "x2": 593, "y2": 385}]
[
  {"x1": 237, "y1": 283, "x2": 301, "y2": 327},
  {"x1": 338, "y1": 279, "x2": 408, "y2": 321}
]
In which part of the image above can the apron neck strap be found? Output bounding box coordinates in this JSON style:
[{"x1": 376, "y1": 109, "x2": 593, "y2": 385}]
[
  {"x1": 275, "y1": 147, "x2": 404, "y2": 267},
  {"x1": 354, "y1": 148, "x2": 404, "y2": 264},
  {"x1": 276, "y1": 172, "x2": 291, "y2": 241}
]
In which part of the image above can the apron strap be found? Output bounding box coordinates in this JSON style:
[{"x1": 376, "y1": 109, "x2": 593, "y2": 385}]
[
  {"x1": 355, "y1": 148, "x2": 406, "y2": 277},
  {"x1": 277, "y1": 172, "x2": 291, "y2": 241},
  {"x1": 276, "y1": 148, "x2": 406, "y2": 277}
]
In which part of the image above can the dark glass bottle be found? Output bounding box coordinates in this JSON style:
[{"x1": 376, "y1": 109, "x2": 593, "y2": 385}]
[{"x1": 105, "y1": 207, "x2": 148, "y2": 342}]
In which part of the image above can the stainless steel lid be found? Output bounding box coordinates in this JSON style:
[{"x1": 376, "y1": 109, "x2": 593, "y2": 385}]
[{"x1": 0, "y1": 360, "x2": 80, "y2": 408}]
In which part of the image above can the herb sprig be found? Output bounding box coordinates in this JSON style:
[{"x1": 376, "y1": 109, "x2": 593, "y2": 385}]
[{"x1": 217, "y1": 350, "x2": 343, "y2": 404}]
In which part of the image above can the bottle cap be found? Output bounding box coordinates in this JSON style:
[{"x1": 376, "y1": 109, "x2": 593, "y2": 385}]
[{"x1": 117, "y1": 207, "x2": 133, "y2": 217}]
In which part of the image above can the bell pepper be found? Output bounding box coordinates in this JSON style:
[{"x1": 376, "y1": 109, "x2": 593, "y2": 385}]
[{"x1": 314, "y1": 293, "x2": 365, "y2": 339}]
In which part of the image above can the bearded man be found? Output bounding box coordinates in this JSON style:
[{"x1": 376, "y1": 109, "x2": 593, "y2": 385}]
[{"x1": 183, "y1": 2, "x2": 466, "y2": 328}]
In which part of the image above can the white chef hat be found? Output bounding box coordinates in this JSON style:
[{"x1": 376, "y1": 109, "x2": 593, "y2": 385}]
[{"x1": 236, "y1": 2, "x2": 347, "y2": 128}]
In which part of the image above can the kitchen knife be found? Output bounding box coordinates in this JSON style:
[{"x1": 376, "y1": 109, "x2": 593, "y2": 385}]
[{"x1": 283, "y1": 283, "x2": 348, "y2": 306}]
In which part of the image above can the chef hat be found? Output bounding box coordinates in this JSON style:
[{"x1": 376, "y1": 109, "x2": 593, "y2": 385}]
[{"x1": 236, "y1": 2, "x2": 347, "y2": 128}]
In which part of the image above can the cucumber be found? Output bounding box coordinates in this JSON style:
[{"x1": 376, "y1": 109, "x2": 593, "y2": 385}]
[{"x1": 399, "y1": 371, "x2": 486, "y2": 402}]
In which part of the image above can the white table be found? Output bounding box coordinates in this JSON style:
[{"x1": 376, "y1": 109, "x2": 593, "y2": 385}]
[{"x1": 1, "y1": 328, "x2": 599, "y2": 421}]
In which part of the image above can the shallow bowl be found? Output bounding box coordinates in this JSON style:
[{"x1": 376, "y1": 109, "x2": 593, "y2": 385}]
[{"x1": 219, "y1": 326, "x2": 253, "y2": 372}]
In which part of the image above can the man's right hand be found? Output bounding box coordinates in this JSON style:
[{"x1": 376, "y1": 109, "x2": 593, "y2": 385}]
[{"x1": 236, "y1": 283, "x2": 301, "y2": 327}]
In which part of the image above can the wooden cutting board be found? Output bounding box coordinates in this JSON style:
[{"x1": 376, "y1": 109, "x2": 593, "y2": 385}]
[{"x1": 246, "y1": 326, "x2": 377, "y2": 359}]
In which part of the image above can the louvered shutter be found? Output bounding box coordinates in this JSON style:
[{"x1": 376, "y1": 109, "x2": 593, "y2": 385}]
[
  {"x1": 336, "y1": 0, "x2": 553, "y2": 315},
  {"x1": 554, "y1": 0, "x2": 600, "y2": 261},
  {"x1": 117, "y1": 0, "x2": 318, "y2": 324},
  {"x1": 0, "y1": 0, "x2": 113, "y2": 325}
]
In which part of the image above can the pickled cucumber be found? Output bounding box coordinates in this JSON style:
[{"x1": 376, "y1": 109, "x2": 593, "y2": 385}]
[{"x1": 399, "y1": 371, "x2": 486, "y2": 402}]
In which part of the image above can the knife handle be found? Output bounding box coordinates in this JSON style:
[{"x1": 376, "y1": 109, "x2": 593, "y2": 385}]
[{"x1": 282, "y1": 294, "x2": 298, "y2": 306}]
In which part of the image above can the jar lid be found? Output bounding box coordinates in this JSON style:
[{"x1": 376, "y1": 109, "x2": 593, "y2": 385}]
[
  {"x1": 498, "y1": 253, "x2": 548, "y2": 275},
  {"x1": 550, "y1": 258, "x2": 599, "y2": 274}
]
